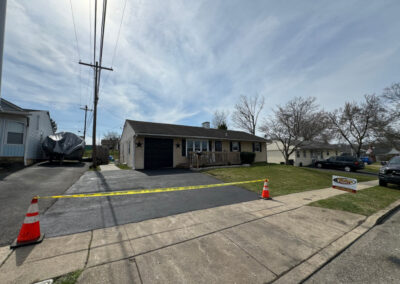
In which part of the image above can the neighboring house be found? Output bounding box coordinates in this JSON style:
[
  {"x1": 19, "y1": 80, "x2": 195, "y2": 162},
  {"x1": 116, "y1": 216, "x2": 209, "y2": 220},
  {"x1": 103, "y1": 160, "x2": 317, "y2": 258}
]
[
  {"x1": 267, "y1": 140, "x2": 341, "y2": 167},
  {"x1": 120, "y1": 120, "x2": 267, "y2": 169},
  {"x1": 101, "y1": 138, "x2": 119, "y2": 150},
  {"x1": 0, "y1": 98, "x2": 54, "y2": 165}
]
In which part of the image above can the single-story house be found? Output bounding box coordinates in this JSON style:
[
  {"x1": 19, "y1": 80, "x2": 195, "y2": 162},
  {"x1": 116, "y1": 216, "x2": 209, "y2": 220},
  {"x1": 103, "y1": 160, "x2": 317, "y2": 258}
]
[
  {"x1": 267, "y1": 140, "x2": 341, "y2": 166},
  {"x1": 0, "y1": 98, "x2": 54, "y2": 165},
  {"x1": 120, "y1": 120, "x2": 267, "y2": 169}
]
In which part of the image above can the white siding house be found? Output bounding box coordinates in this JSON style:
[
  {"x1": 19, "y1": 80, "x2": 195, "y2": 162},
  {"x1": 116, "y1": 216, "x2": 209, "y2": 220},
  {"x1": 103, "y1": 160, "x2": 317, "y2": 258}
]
[
  {"x1": 0, "y1": 99, "x2": 54, "y2": 165},
  {"x1": 267, "y1": 140, "x2": 341, "y2": 166}
]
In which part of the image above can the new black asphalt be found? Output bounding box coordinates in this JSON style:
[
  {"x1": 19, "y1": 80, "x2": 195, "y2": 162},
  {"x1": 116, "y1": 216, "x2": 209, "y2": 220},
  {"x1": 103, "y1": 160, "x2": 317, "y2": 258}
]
[
  {"x1": 0, "y1": 161, "x2": 89, "y2": 246},
  {"x1": 40, "y1": 169, "x2": 259, "y2": 237}
]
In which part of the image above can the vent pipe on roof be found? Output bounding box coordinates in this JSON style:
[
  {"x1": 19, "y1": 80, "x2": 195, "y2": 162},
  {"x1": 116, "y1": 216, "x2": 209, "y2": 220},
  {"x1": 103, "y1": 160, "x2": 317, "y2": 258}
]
[{"x1": 202, "y1": 121, "x2": 210, "y2": 128}]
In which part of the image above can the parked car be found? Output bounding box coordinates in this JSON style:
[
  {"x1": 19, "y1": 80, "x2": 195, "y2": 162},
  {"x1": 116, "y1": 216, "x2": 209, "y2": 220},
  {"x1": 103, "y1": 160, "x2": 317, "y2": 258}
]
[
  {"x1": 360, "y1": 156, "x2": 373, "y2": 165},
  {"x1": 315, "y1": 156, "x2": 365, "y2": 172},
  {"x1": 379, "y1": 156, "x2": 400, "y2": 186}
]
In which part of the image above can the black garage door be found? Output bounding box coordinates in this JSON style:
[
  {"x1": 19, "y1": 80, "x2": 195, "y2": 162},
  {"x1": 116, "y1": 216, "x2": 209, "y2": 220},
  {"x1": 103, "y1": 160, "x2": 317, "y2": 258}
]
[{"x1": 144, "y1": 138, "x2": 173, "y2": 169}]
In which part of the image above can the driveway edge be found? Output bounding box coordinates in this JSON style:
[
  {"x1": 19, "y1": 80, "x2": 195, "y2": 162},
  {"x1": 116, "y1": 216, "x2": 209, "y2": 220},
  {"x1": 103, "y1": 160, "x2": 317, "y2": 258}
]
[{"x1": 273, "y1": 199, "x2": 400, "y2": 284}]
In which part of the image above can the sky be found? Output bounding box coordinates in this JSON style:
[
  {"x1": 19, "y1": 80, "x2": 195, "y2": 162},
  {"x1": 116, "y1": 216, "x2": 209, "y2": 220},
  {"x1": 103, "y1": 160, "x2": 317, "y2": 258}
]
[{"x1": 1, "y1": 0, "x2": 400, "y2": 143}]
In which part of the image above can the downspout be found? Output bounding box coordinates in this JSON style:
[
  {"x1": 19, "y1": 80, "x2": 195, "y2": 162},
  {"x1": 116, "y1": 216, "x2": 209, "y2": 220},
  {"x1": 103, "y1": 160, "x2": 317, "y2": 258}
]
[{"x1": 23, "y1": 116, "x2": 30, "y2": 166}]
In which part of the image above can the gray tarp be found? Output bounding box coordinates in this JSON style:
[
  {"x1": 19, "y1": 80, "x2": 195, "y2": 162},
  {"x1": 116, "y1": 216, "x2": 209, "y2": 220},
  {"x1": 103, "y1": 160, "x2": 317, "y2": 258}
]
[{"x1": 42, "y1": 132, "x2": 85, "y2": 159}]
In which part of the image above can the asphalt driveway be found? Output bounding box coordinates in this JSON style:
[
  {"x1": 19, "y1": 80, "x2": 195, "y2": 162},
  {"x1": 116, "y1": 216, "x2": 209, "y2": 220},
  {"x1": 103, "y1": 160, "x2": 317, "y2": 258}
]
[
  {"x1": 0, "y1": 161, "x2": 89, "y2": 246},
  {"x1": 41, "y1": 169, "x2": 259, "y2": 237}
]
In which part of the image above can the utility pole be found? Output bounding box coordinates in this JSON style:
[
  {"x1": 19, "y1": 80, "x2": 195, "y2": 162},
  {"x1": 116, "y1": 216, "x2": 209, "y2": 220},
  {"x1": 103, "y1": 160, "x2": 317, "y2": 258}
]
[
  {"x1": 0, "y1": 0, "x2": 7, "y2": 105},
  {"x1": 80, "y1": 105, "x2": 93, "y2": 140},
  {"x1": 79, "y1": 61, "x2": 112, "y2": 167}
]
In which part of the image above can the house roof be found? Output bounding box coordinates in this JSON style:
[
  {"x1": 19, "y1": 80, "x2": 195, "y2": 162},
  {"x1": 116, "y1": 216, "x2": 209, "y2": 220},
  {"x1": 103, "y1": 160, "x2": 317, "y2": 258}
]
[
  {"x1": 0, "y1": 98, "x2": 30, "y2": 115},
  {"x1": 298, "y1": 141, "x2": 338, "y2": 150},
  {"x1": 126, "y1": 120, "x2": 266, "y2": 142}
]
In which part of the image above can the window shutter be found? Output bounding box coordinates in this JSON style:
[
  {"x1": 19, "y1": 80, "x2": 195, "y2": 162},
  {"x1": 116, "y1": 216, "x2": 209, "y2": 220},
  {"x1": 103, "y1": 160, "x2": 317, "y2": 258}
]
[
  {"x1": 239, "y1": 142, "x2": 241, "y2": 152},
  {"x1": 252, "y1": 142, "x2": 255, "y2": 152},
  {"x1": 182, "y1": 139, "x2": 186, "y2": 156},
  {"x1": 208, "y1": 140, "x2": 212, "y2": 152},
  {"x1": 230, "y1": 141, "x2": 233, "y2": 152}
]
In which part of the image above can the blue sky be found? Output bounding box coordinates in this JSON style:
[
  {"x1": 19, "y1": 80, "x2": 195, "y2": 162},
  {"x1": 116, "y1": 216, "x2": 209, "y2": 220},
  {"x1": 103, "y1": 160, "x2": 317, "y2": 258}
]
[{"x1": 1, "y1": 0, "x2": 400, "y2": 142}]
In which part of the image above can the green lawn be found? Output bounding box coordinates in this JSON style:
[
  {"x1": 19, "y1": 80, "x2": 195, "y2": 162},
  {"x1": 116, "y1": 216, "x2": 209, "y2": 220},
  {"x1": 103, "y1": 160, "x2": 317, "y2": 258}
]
[
  {"x1": 54, "y1": 269, "x2": 83, "y2": 284},
  {"x1": 117, "y1": 163, "x2": 131, "y2": 170},
  {"x1": 362, "y1": 163, "x2": 381, "y2": 174},
  {"x1": 204, "y1": 164, "x2": 377, "y2": 197},
  {"x1": 309, "y1": 185, "x2": 400, "y2": 216}
]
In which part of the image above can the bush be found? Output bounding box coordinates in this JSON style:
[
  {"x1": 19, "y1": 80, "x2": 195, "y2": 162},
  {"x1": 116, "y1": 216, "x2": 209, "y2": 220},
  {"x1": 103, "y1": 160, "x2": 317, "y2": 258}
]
[
  {"x1": 95, "y1": 146, "x2": 109, "y2": 165},
  {"x1": 240, "y1": 152, "x2": 256, "y2": 164}
]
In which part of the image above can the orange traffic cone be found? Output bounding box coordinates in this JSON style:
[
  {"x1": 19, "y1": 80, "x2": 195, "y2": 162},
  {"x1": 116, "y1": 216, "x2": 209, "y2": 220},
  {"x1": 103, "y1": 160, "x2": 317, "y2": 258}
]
[
  {"x1": 261, "y1": 179, "x2": 271, "y2": 200},
  {"x1": 10, "y1": 197, "x2": 44, "y2": 248}
]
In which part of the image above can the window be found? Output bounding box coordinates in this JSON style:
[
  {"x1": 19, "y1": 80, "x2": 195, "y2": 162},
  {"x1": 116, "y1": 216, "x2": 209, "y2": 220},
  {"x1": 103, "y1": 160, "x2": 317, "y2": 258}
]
[
  {"x1": 327, "y1": 151, "x2": 330, "y2": 156},
  {"x1": 254, "y1": 142, "x2": 261, "y2": 152},
  {"x1": 320, "y1": 151, "x2": 323, "y2": 158},
  {"x1": 231, "y1": 141, "x2": 240, "y2": 152},
  {"x1": 335, "y1": 150, "x2": 338, "y2": 156},
  {"x1": 182, "y1": 139, "x2": 186, "y2": 156},
  {"x1": 7, "y1": 121, "x2": 24, "y2": 144},
  {"x1": 186, "y1": 140, "x2": 208, "y2": 154},
  {"x1": 296, "y1": 150, "x2": 300, "y2": 158},
  {"x1": 187, "y1": 140, "x2": 194, "y2": 153},
  {"x1": 215, "y1": 141, "x2": 222, "y2": 152},
  {"x1": 303, "y1": 150, "x2": 307, "y2": 158},
  {"x1": 194, "y1": 141, "x2": 200, "y2": 151}
]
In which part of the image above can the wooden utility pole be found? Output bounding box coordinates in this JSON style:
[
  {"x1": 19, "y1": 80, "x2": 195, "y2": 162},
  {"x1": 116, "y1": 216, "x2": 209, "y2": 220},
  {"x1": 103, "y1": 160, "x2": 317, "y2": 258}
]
[
  {"x1": 79, "y1": 61, "x2": 112, "y2": 167},
  {"x1": 0, "y1": 0, "x2": 7, "y2": 104},
  {"x1": 80, "y1": 105, "x2": 93, "y2": 140}
]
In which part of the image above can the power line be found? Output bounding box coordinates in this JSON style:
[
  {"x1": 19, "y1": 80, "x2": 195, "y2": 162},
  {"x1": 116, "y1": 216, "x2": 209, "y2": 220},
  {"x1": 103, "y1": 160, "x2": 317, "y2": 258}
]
[
  {"x1": 110, "y1": 0, "x2": 128, "y2": 67},
  {"x1": 69, "y1": 0, "x2": 81, "y2": 60}
]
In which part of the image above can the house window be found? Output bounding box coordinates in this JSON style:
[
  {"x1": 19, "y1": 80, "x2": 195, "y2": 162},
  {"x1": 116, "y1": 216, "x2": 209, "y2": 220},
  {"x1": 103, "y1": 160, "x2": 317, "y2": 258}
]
[
  {"x1": 186, "y1": 139, "x2": 209, "y2": 154},
  {"x1": 182, "y1": 139, "x2": 186, "y2": 156},
  {"x1": 303, "y1": 150, "x2": 307, "y2": 158},
  {"x1": 327, "y1": 151, "x2": 330, "y2": 156},
  {"x1": 335, "y1": 150, "x2": 338, "y2": 156},
  {"x1": 320, "y1": 151, "x2": 323, "y2": 158},
  {"x1": 231, "y1": 141, "x2": 240, "y2": 152},
  {"x1": 215, "y1": 141, "x2": 222, "y2": 152},
  {"x1": 7, "y1": 121, "x2": 24, "y2": 144},
  {"x1": 296, "y1": 150, "x2": 300, "y2": 158},
  {"x1": 254, "y1": 142, "x2": 261, "y2": 152}
]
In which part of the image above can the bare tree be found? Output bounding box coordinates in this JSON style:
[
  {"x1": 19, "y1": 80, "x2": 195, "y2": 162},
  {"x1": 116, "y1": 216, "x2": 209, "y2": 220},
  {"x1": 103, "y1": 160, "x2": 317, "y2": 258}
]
[
  {"x1": 382, "y1": 83, "x2": 400, "y2": 113},
  {"x1": 381, "y1": 83, "x2": 400, "y2": 142},
  {"x1": 212, "y1": 110, "x2": 229, "y2": 130},
  {"x1": 260, "y1": 97, "x2": 329, "y2": 165},
  {"x1": 329, "y1": 94, "x2": 389, "y2": 157},
  {"x1": 232, "y1": 94, "x2": 265, "y2": 135},
  {"x1": 50, "y1": 118, "x2": 57, "y2": 133}
]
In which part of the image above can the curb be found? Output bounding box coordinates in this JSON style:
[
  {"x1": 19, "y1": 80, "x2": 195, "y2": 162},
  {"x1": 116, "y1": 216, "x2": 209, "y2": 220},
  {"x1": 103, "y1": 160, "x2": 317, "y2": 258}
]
[{"x1": 273, "y1": 199, "x2": 400, "y2": 284}]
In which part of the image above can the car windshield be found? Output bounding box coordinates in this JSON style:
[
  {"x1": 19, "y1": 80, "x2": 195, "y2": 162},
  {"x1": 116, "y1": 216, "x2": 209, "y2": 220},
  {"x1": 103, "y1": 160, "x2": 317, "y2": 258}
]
[{"x1": 389, "y1": 156, "x2": 400, "y2": 165}]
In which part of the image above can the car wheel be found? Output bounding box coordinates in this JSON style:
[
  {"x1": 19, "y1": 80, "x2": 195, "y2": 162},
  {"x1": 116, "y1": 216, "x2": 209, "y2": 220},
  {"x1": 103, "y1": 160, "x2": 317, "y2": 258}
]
[
  {"x1": 344, "y1": 166, "x2": 351, "y2": 172},
  {"x1": 379, "y1": 179, "x2": 387, "y2": 187},
  {"x1": 316, "y1": 163, "x2": 322, "y2": 169}
]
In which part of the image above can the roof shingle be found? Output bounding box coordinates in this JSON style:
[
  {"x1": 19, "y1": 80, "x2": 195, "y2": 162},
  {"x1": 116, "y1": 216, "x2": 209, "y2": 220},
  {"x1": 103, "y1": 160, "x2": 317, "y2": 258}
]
[{"x1": 126, "y1": 120, "x2": 266, "y2": 142}]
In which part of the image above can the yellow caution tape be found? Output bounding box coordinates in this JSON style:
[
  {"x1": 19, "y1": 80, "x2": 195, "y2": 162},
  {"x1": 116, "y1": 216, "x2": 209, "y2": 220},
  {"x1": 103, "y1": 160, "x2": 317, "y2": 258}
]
[{"x1": 37, "y1": 179, "x2": 266, "y2": 199}]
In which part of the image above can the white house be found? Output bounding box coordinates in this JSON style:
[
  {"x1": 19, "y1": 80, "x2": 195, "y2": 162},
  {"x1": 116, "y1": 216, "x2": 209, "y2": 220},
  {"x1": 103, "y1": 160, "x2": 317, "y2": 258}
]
[
  {"x1": 120, "y1": 120, "x2": 267, "y2": 169},
  {"x1": 267, "y1": 140, "x2": 341, "y2": 166},
  {"x1": 0, "y1": 98, "x2": 54, "y2": 165}
]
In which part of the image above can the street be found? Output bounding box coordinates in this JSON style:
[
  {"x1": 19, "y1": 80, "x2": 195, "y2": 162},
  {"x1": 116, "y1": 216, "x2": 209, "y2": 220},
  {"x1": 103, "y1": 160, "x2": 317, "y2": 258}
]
[
  {"x1": 0, "y1": 161, "x2": 89, "y2": 246},
  {"x1": 306, "y1": 208, "x2": 400, "y2": 283}
]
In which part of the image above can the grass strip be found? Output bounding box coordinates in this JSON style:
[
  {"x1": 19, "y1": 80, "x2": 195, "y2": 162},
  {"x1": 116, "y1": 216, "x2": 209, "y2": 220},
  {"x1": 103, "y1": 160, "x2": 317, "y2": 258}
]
[
  {"x1": 309, "y1": 185, "x2": 400, "y2": 216},
  {"x1": 204, "y1": 163, "x2": 376, "y2": 197}
]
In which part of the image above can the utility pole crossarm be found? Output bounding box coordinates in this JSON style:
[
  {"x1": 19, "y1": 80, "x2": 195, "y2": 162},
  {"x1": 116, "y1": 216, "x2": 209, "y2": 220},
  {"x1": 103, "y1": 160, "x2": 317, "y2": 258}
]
[{"x1": 79, "y1": 61, "x2": 113, "y2": 71}]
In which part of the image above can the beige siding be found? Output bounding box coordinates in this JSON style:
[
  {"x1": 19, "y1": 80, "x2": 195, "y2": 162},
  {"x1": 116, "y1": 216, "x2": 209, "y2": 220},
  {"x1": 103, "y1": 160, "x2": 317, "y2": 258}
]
[
  {"x1": 134, "y1": 136, "x2": 145, "y2": 169},
  {"x1": 119, "y1": 122, "x2": 135, "y2": 168},
  {"x1": 173, "y1": 138, "x2": 188, "y2": 167}
]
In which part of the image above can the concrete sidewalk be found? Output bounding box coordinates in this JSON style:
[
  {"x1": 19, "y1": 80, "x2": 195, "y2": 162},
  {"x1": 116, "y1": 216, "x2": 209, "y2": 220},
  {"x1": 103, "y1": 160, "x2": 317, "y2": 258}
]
[{"x1": 0, "y1": 180, "x2": 379, "y2": 284}]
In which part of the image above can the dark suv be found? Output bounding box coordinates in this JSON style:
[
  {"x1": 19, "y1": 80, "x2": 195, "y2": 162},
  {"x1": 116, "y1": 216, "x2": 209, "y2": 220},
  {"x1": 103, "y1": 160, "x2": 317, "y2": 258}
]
[
  {"x1": 379, "y1": 156, "x2": 400, "y2": 186},
  {"x1": 315, "y1": 156, "x2": 365, "y2": 172}
]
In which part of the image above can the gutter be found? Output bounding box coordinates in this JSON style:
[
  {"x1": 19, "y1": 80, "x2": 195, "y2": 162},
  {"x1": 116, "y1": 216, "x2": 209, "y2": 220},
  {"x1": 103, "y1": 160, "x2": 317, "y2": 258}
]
[{"x1": 135, "y1": 133, "x2": 267, "y2": 143}]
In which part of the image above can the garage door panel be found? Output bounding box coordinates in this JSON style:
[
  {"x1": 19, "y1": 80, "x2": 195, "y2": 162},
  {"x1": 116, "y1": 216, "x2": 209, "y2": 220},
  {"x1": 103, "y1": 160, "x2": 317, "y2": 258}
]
[{"x1": 144, "y1": 138, "x2": 173, "y2": 169}]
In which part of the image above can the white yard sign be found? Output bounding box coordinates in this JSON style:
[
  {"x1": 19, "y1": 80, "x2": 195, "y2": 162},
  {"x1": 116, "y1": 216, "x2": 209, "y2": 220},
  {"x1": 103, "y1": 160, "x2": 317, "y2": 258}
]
[{"x1": 332, "y1": 176, "x2": 358, "y2": 193}]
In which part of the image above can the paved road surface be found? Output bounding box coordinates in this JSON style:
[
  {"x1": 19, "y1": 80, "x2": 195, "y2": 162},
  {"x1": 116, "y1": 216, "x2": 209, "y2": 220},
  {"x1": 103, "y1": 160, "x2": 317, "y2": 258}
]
[
  {"x1": 0, "y1": 161, "x2": 89, "y2": 246},
  {"x1": 306, "y1": 209, "x2": 400, "y2": 283},
  {"x1": 41, "y1": 169, "x2": 259, "y2": 237}
]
